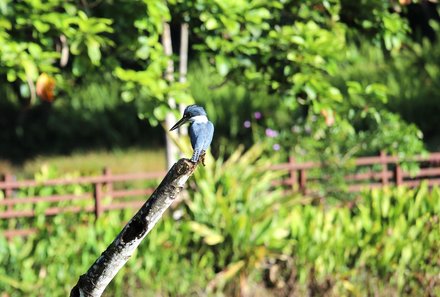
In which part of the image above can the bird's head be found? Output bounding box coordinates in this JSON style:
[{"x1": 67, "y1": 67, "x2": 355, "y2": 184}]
[{"x1": 170, "y1": 105, "x2": 207, "y2": 131}]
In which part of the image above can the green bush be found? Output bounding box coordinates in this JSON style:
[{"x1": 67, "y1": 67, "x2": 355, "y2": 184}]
[
  {"x1": 335, "y1": 35, "x2": 440, "y2": 150},
  {"x1": 285, "y1": 184, "x2": 440, "y2": 295},
  {"x1": 179, "y1": 145, "x2": 290, "y2": 294}
]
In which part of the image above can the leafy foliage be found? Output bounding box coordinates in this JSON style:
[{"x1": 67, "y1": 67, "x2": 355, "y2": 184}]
[
  {"x1": 335, "y1": 27, "x2": 440, "y2": 150},
  {"x1": 0, "y1": 1, "x2": 113, "y2": 98},
  {"x1": 0, "y1": 0, "x2": 435, "y2": 164},
  {"x1": 0, "y1": 75, "x2": 162, "y2": 161},
  {"x1": 182, "y1": 145, "x2": 288, "y2": 293},
  {"x1": 0, "y1": 2, "x2": 439, "y2": 296},
  {"x1": 182, "y1": 0, "x2": 425, "y2": 164},
  {"x1": 1, "y1": 147, "x2": 439, "y2": 296}
]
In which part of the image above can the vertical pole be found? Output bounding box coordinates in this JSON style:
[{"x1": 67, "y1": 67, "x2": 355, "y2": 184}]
[
  {"x1": 394, "y1": 164, "x2": 403, "y2": 186},
  {"x1": 3, "y1": 173, "x2": 14, "y2": 212},
  {"x1": 299, "y1": 169, "x2": 307, "y2": 194},
  {"x1": 288, "y1": 156, "x2": 297, "y2": 190},
  {"x1": 178, "y1": 23, "x2": 189, "y2": 139},
  {"x1": 103, "y1": 167, "x2": 113, "y2": 200},
  {"x1": 94, "y1": 183, "x2": 103, "y2": 219},
  {"x1": 162, "y1": 22, "x2": 179, "y2": 169},
  {"x1": 380, "y1": 151, "x2": 388, "y2": 186}
]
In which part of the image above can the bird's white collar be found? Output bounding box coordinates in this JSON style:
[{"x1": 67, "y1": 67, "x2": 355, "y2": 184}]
[{"x1": 190, "y1": 115, "x2": 208, "y2": 123}]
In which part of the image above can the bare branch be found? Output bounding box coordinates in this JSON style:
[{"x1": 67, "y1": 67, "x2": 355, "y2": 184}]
[
  {"x1": 59, "y1": 35, "x2": 69, "y2": 67},
  {"x1": 70, "y1": 159, "x2": 197, "y2": 297},
  {"x1": 25, "y1": 73, "x2": 36, "y2": 106}
]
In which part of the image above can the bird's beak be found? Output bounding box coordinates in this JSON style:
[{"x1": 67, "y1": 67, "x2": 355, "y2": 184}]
[{"x1": 170, "y1": 116, "x2": 188, "y2": 131}]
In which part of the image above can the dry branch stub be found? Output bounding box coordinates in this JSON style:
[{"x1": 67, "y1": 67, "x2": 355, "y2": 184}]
[{"x1": 70, "y1": 159, "x2": 196, "y2": 297}]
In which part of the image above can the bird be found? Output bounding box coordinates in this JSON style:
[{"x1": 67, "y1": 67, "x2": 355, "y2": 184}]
[{"x1": 170, "y1": 105, "x2": 214, "y2": 165}]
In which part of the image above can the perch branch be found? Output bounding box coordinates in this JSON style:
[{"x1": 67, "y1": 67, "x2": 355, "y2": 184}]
[{"x1": 70, "y1": 159, "x2": 197, "y2": 297}]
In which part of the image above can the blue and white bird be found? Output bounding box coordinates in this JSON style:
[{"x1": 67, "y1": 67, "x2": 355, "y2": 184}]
[{"x1": 170, "y1": 105, "x2": 214, "y2": 164}]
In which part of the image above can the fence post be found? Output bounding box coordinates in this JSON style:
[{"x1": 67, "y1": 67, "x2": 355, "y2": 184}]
[
  {"x1": 299, "y1": 168, "x2": 307, "y2": 194},
  {"x1": 394, "y1": 164, "x2": 403, "y2": 186},
  {"x1": 103, "y1": 167, "x2": 113, "y2": 199},
  {"x1": 380, "y1": 151, "x2": 388, "y2": 186},
  {"x1": 2, "y1": 173, "x2": 14, "y2": 212},
  {"x1": 94, "y1": 182, "x2": 103, "y2": 219},
  {"x1": 288, "y1": 156, "x2": 297, "y2": 190}
]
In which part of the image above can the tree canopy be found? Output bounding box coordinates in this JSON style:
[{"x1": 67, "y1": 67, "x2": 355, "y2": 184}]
[{"x1": 1, "y1": 0, "x2": 437, "y2": 163}]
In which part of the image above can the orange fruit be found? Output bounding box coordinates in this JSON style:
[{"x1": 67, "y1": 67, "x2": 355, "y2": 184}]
[{"x1": 36, "y1": 73, "x2": 56, "y2": 102}]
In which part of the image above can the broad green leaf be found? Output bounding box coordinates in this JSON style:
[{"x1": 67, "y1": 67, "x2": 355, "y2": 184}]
[{"x1": 86, "y1": 38, "x2": 101, "y2": 65}]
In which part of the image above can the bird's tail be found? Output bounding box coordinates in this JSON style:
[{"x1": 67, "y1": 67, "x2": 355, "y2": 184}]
[
  {"x1": 191, "y1": 149, "x2": 201, "y2": 163},
  {"x1": 191, "y1": 150, "x2": 206, "y2": 164}
]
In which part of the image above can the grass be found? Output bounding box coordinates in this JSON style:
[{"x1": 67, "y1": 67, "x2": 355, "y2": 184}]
[{"x1": 0, "y1": 147, "x2": 166, "y2": 178}]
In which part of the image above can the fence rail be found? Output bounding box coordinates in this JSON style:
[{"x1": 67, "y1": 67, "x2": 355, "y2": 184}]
[
  {"x1": 2, "y1": 151, "x2": 440, "y2": 239},
  {"x1": 271, "y1": 151, "x2": 440, "y2": 193},
  {"x1": 1, "y1": 168, "x2": 166, "y2": 238}
]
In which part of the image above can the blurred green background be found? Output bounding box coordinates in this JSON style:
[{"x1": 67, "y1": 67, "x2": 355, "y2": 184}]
[{"x1": 0, "y1": 0, "x2": 439, "y2": 296}]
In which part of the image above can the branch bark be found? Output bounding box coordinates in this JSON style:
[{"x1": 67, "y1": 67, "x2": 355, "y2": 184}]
[{"x1": 70, "y1": 159, "x2": 197, "y2": 297}]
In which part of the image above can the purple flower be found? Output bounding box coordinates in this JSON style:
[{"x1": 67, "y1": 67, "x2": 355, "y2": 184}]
[
  {"x1": 265, "y1": 128, "x2": 278, "y2": 138},
  {"x1": 254, "y1": 111, "x2": 262, "y2": 120},
  {"x1": 273, "y1": 143, "x2": 281, "y2": 151},
  {"x1": 243, "y1": 120, "x2": 251, "y2": 128}
]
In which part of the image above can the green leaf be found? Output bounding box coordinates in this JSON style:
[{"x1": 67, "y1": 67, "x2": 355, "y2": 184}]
[
  {"x1": 153, "y1": 105, "x2": 169, "y2": 121},
  {"x1": 22, "y1": 59, "x2": 38, "y2": 80},
  {"x1": 86, "y1": 38, "x2": 101, "y2": 65},
  {"x1": 188, "y1": 221, "x2": 224, "y2": 245},
  {"x1": 215, "y1": 55, "x2": 229, "y2": 77},
  {"x1": 72, "y1": 56, "x2": 88, "y2": 76},
  {"x1": 205, "y1": 17, "x2": 218, "y2": 30},
  {"x1": 6, "y1": 70, "x2": 16, "y2": 82},
  {"x1": 33, "y1": 20, "x2": 50, "y2": 33}
]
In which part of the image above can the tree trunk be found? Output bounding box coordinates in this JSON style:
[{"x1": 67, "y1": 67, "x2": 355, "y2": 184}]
[
  {"x1": 70, "y1": 159, "x2": 197, "y2": 297},
  {"x1": 163, "y1": 22, "x2": 179, "y2": 169},
  {"x1": 178, "y1": 23, "x2": 189, "y2": 137}
]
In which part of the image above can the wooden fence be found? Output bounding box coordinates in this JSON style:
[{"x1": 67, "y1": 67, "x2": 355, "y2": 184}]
[
  {"x1": 271, "y1": 151, "x2": 440, "y2": 193},
  {"x1": 0, "y1": 169, "x2": 166, "y2": 239},
  {"x1": 2, "y1": 151, "x2": 440, "y2": 238}
]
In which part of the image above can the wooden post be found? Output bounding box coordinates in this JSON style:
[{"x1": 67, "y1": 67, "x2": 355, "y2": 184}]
[
  {"x1": 288, "y1": 156, "x2": 297, "y2": 190},
  {"x1": 2, "y1": 173, "x2": 14, "y2": 212},
  {"x1": 380, "y1": 151, "x2": 388, "y2": 186},
  {"x1": 94, "y1": 183, "x2": 103, "y2": 219},
  {"x1": 103, "y1": 167, "x2": 113, "y2": 199},
  {"x1": 394, "y1": 164, "x2": 403, "y2": 186},
  {"x1": 299, "y1": 169, "x2": 307, "y2": 194}
]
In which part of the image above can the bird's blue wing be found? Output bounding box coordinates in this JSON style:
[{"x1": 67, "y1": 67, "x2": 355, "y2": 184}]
[
  {"x1": 189, "y1": 121, "x2": 214, "y2": 162},
  {"x1": 189, "y1": 123, "x2": 203, "y2": 162},
  {"x1": 189, "y1": 123, "x2": 201, "y2": 150},
  {"x1": 202, "y1": 121, "x2": 214, "y2": 151}
]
